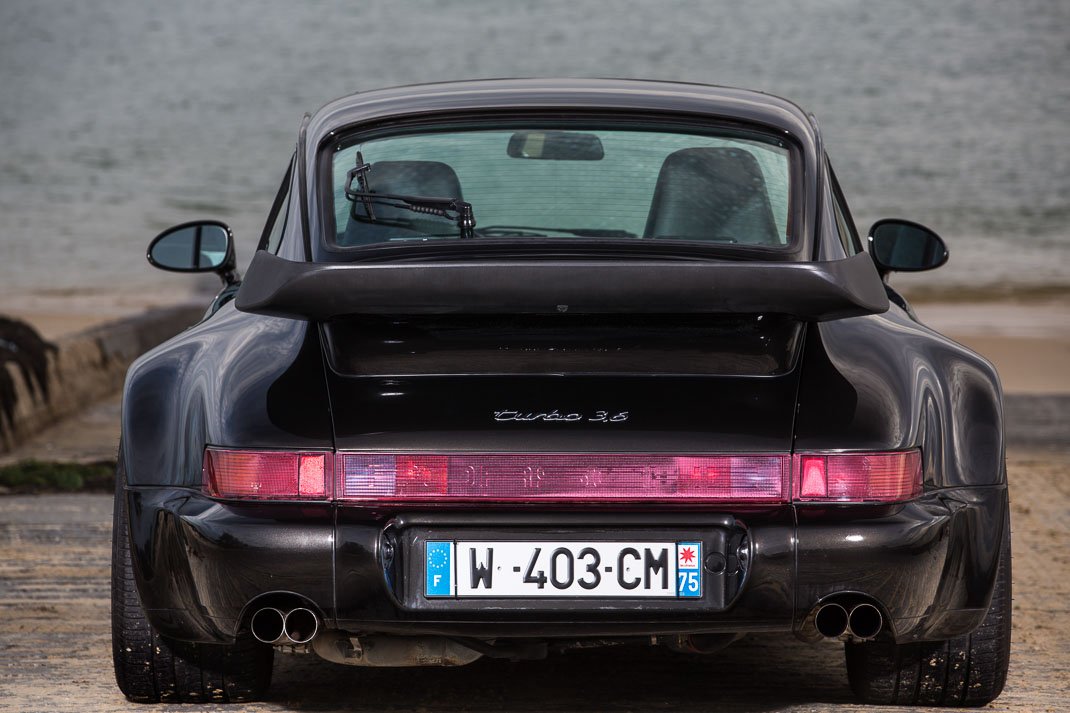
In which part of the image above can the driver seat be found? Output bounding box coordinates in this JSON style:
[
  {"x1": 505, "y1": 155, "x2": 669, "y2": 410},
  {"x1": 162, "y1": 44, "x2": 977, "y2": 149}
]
[{"x1": 342, "y1": 160, "x2": 464, "y2": 246}]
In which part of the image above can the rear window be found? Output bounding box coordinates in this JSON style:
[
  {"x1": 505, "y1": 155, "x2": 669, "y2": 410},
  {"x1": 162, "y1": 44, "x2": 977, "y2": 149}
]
[{"x1": 326, "y1": 125, "x2": 793, "y2": 250}]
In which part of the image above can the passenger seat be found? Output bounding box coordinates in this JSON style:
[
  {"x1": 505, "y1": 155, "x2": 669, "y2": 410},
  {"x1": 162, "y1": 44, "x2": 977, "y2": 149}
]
[{"x1": 643, "y1": 147, "x2": 779, "y2": 245}]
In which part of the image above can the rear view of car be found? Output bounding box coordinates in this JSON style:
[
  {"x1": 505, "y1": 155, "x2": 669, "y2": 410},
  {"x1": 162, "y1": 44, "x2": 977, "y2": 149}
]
[{"x1": 113, "y1": 79, "x2": 1010, "y2": 706}]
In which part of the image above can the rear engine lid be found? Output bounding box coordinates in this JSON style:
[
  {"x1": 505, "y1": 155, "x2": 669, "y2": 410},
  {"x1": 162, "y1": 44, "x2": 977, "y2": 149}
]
[
  {"x1": 323, "y1": 313, "x2": 805, "y2": 453},
  {"x1": 324, "y1": 313, "x2": 801, "y2": 377}
]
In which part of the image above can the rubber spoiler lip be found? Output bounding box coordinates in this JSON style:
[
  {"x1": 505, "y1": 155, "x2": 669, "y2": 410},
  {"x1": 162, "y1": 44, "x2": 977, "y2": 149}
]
[{"x1": 234, "y1": 251, "x2": 888, "y2": 321}]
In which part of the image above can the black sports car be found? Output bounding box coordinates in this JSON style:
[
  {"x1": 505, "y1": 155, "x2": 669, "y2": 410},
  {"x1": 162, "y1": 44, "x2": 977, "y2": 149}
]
[{"x1": 113, "y1": 79, "x2": 1010, "y2": 706}]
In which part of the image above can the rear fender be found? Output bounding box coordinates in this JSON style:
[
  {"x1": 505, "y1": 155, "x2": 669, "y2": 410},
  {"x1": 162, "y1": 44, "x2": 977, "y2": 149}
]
[
  {"x1": 793, "y1": 306, "x2": 1004, "y2": 488},
  {"x1": 121, "y1": 303, "x2": 332, "y2": 487}
]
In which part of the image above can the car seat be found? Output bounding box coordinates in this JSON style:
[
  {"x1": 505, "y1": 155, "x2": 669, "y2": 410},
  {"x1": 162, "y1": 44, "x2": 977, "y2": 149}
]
[
  {"x1": 343, "y1": 160, "x2": 465, "y2": 245},
  {"x1": 643, "y1": 147, "x2": 780, "y2": 245}
]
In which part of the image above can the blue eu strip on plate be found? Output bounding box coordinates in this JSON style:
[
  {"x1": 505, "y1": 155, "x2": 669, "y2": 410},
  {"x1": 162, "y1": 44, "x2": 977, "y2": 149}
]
[{"x1": 425, "y1": 541, "x2": 453, "y2": 597}]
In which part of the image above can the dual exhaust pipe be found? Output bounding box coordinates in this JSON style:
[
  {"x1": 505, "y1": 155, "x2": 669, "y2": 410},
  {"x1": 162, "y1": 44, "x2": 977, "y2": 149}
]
[
  {"x1": 814, "y1": 601, "x2": 883, "y2": 640},
  {"x1": 256, "y1": 601, "x2": 877, "y2": 647},
  {"x1": 250, "y1": 606, "x2": 320, "y2": 646}
]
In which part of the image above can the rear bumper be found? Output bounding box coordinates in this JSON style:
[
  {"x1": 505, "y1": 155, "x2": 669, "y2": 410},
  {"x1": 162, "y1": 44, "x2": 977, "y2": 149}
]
[{"x1": 126, "y1": 485, "x2": 1006, "y2": 645}]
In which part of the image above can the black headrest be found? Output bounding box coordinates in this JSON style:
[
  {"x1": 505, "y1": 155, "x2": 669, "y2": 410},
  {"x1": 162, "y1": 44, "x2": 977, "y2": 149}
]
[
  {"x1": 643, "y1": 148, "x2": 780, "y2": 244},
  {"x1": 343, "y1": 161, "x2": 464, "y2": 246}
]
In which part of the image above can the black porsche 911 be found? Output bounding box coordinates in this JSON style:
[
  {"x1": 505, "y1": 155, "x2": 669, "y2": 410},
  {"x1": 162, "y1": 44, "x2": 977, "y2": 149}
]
[{"x1": 112, "y1": 79, "x2": 1010, "y2": 706}]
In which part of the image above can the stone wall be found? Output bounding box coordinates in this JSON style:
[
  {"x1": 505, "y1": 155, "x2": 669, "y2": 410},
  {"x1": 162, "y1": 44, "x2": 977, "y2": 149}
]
[{"x1": 0, "y1": 305, "x2": 203, "y2": 453}]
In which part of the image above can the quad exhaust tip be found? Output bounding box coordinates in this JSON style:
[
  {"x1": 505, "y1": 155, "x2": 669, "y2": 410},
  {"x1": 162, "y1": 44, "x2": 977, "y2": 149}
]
[
  {"x1": 812, "y1": 600, "x2": 884, "y2": 640},
  {"x1": 814, "y1": 602, "x2": 849, "y2": 639},
  {"x1": 847, "y1": 602, "x2": 883, "y2": 640},
  {"x1": 283, "y1": 607, "x2": 320, "y2": 645},
  {"x1": 250, "y1": 607, "x2": 286, "y2": 645},
  {"x1": 250, "y1": 606, "x2": 320, "y2": 646}
]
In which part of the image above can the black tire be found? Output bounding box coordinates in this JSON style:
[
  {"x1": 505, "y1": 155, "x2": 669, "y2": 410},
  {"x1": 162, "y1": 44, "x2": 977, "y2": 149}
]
[
  {"x1": 845, "y1": 511, "x2": 1011, "y2": 707},
  {"x1": 111, "y1": 451, "x2": 273, "y2": 703}
]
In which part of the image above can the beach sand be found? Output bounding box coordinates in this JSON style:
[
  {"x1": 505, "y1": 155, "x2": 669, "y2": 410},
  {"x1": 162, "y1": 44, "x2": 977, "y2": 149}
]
[{"x1": 913, "y1": 298, "x2": 1070, "y2": 394}]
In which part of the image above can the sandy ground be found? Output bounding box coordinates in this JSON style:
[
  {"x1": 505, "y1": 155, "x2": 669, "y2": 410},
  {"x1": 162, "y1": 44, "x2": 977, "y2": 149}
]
[
  {"x1": 0, "y1": 285, "x2": 208, "y2": 341},
  {"x1": 0, "y1": 447, "x2": 1065, "y2": 712}
]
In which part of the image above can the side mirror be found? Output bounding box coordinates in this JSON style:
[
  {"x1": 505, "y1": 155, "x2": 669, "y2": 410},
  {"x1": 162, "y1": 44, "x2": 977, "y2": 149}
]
[
  {"x1": 147, "y1": 221, "x2": 238, "y2": 284},
  {"x1": 868, "y1": 219, "x2": 948, "y2": 275}
]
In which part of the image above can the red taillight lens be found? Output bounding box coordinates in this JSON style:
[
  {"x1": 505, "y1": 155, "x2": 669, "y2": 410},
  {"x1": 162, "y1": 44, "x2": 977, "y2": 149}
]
[
  {"x1": 203, "y1": 448, "x2": 920, "y2": 504},
  {"x1": 203, "y1": 448, "x2": 331, "y2": 500},
  {"x1": 792, "y1": 450, "x2": 921, "y2": 503},
  {"x1": 336, "y1": 453, "x2": 791, "y2": 503}
]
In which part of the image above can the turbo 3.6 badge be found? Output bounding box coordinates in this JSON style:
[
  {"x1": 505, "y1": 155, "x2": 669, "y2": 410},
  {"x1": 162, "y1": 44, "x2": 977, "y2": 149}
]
[{"x1": 493, "y1": 410, "x2": 629, "y2": 423}]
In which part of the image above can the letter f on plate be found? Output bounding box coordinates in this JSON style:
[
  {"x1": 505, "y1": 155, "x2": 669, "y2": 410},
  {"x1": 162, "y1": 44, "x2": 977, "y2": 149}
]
[{"x1": 425, "y1": 541, "x2": 453, "y2": 597}]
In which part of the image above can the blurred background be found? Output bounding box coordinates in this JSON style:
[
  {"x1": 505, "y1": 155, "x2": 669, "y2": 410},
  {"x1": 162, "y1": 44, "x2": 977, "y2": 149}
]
[{"x1": 1, "y1": 0, "x2": 1067, "y2": 320}]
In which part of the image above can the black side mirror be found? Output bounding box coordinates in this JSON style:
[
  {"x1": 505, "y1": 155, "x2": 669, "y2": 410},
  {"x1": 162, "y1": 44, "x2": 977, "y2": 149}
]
[
  {"x1": 147, "y1": 221, "x2": 239, "y2": 285},
  {"x1": 868, "y1": 219, "x2": 948, "y2": 275}
]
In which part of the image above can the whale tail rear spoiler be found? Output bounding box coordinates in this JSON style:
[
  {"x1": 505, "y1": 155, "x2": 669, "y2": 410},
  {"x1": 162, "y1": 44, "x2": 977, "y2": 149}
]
[{"x1": 235, "y1": 251, "x2": 889, "y2": 322}]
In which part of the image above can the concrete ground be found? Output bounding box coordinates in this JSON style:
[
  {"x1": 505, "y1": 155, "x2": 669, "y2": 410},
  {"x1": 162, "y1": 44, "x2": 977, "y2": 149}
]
[{"x1": 0, "y1": 446, "x2": 1066, "y2": 712}]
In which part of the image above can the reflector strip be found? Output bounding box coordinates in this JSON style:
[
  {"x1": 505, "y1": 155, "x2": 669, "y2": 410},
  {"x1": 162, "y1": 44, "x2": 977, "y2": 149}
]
[{"x1": 335, "y1": 453, "x2": 791, "y2": 503}]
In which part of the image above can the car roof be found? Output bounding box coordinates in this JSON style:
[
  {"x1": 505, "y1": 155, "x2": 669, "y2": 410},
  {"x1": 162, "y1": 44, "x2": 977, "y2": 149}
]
[
  {"x1": 304, "y1": 78, "x2": 819, "y2": 152},
  {"x1": 297, "y1": 79, "x2": 824, "y2": 263}
]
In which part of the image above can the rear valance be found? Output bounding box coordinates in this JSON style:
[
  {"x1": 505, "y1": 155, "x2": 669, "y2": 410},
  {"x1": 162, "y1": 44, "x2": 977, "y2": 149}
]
[{"x1": 235, "y1": 251, "x2": 888, "y2": 321}]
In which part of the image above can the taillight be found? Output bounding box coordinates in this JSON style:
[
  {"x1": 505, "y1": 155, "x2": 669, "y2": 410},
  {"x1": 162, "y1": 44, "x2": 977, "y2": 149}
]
[
  {"x1": 201, "y1": 447, "x2": 921, "y2": 505},
  {"x1": 792, "y1": 450, "x2": 922, "y2": 503},
  {"x1": 203, "y1": 448, "x2": 331, "y2": 500},
  {"x1": 335, "y1": 453, "x2": 791, "y2": 504}
]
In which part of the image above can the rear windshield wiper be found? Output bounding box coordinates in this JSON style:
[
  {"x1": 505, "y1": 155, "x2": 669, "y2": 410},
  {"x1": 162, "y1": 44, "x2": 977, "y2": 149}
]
[
  {"x1": 344, "y1": 154, "x2": 476, "y2": 238},
  {"x1": 476, "y1": 225, "x2": 637, "y2": 238}
]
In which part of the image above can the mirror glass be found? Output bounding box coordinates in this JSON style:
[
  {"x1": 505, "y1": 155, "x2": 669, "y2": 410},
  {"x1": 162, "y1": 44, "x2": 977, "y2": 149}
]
[
  {"x1": 869, "y1": 220, "x2": 948, "y2": 272},
  {"x1": 507, "y1": 131, "x2": 604, "y2": 160},
  {"x1": 148, "y1": 223, "x2": 231, "y2": 272}
]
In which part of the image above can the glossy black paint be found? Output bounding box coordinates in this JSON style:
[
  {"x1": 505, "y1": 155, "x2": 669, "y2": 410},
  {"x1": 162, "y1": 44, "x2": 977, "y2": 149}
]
[
  {"x1": 323, "y1": 313, "x2": 804, "y2": 377},
  {"x1": 123, "y1": 305, "x2": 332, "y2": 488},
  {"x1": 123, "y1": 79, "x2": 1006, "y2": 651},
  {"x1": 128, "y1": 486, "x2": 1005, "y2": 643},
  {"x1": 236, "y1": 251, "x2": 888, "y2": 321}
]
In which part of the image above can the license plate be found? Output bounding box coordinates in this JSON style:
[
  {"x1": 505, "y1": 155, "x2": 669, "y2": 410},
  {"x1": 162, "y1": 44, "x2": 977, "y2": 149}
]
[{"x1": 425, "y1": 541, "x2": 702, "y2": 598}]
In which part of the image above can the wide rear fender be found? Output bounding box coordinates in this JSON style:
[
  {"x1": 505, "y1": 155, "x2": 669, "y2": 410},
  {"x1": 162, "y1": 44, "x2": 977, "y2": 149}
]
[
  {"x1": 121, "y1": 304, "x2": 332, "y2": 487},
  {"x1": 793, "y1": 307, "x2": 1004, "y2": 488}
]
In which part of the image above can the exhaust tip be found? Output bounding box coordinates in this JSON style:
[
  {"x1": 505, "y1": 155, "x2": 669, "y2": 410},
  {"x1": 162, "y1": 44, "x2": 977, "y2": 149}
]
[
  {"x1": 848, "y1": 603, "x2": 883, "y2": 639},
  {"x1": 250, "y1": 607, "x2": 286, "y2": 645},
  {"x1": 814, "y1": 602, "x2": 849, "y2": 639},
  {"x1": 284, "y1": 607, "x2": 320, "y2": 644}
]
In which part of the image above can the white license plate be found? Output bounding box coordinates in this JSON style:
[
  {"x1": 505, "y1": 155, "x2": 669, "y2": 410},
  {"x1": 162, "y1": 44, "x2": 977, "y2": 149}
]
[{"x1": 425, "y1": 541, "x2": 703, "y2": 598}]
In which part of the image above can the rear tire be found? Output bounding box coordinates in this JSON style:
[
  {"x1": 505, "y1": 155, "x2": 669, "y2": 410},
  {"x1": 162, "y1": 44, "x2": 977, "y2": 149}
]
[
  {"x1": 845, "y1": 510, "x2": 1011, "y2": 706},
  {"x1": 111, "y1": 450, "x2": 273, "y2": 703}
]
